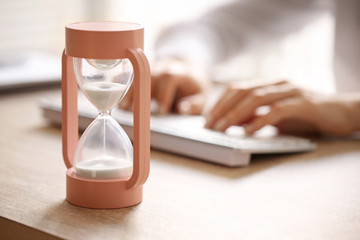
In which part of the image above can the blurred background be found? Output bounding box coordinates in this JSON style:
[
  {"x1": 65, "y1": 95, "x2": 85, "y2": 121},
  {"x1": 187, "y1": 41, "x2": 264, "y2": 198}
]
[{"x1": 0, "y1": 0, "x2": 335, "y2": 92}]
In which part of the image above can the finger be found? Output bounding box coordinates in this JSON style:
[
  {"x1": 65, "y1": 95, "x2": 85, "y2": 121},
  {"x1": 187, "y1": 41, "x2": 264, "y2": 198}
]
[
  {"x1": 237, "y1": 113, "x2": 256, "y2": 125},
  {"x1": 119, "y1": 74, "x2": 160, "y2": 111},
  {"x1": 206, "y1": 80, "x2": 289, "y2": 129},
  {"x1": 213, "y1": 83, "x2": 301, "y2": 131},
  {"x1": 275, "y1": 119, "x2": 318, "y2": 135},
  {"x1": 205, "y1": 87, "x2": 248, "y2": 128},
  {"x1": 151, "y1": 74, "x2": 161, "y2": 98},
  {"x1": 176, "y1": 75, "x2": 204, "y2": 97},
  {"x1": 244, "y1": 98, "x2": 309, "y2": 134},
  {"x1": 242, "y1": 78, "x2": 289, "y2": 90},
  {"x1": 154, "y1": 74, "x2": 178, "y2": 114},
  {"x1": 176, "y1": 93, "x2": 206, "y2": 115},
  {"x1": 119, "y1": 83, "x2": 133, "y2": 110}
]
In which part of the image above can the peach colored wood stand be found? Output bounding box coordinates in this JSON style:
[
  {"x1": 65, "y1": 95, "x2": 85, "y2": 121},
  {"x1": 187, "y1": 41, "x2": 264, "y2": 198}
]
[{"x1": 62, "y1": 22, "x2": 150, "y2": 209}]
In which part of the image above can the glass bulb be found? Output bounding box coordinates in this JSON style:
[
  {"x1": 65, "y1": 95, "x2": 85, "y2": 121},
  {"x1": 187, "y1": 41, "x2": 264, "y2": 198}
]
[
  {"x1": 74, "y1": 115, "x2": 133, "y2": 179},
  {"x1": 72, "y1": 57, "x2": 134, "y2": 179},
  {"x1": 73, "y1": 57, "x2": 134, "y2": 113},
  {"x1": 86, "y1": 59, "x2": 122, "y2": 70}
]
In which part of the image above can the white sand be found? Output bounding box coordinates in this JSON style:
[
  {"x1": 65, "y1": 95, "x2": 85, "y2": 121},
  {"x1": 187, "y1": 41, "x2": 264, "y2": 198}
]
[
  {"x1": 82, "y1": 82, "x2": 126, "y2": 113},
  {"x1": 75, "y1": 157, "x2": 133, "y2": 179}
]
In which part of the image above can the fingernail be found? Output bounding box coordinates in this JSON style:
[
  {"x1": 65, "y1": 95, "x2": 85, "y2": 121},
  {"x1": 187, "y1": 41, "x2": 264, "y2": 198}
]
[
  {"x1": 214, "y1": 118, "x2": 227, "y2": 131},
  {"x1": 179, "y1": 101, "x2": 191, "y2": 114},
  {"x1": 205, "y1": 115, "x2": 212, "y2": 128},
  {"x1": 119, "y1": 100, "x2": 127, "y2": 109},
  {"x1": 206, "y1": 115, "x2": 212, "y2": 123},
  {"x1": 245, "y1": 125, "x2": 254, "y2": 134}
]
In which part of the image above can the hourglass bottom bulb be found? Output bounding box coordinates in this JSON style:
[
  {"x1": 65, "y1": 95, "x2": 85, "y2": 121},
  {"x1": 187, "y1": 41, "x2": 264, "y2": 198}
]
[{"x1": 75, "y1": 157, "x2": 133, "y2": 179}]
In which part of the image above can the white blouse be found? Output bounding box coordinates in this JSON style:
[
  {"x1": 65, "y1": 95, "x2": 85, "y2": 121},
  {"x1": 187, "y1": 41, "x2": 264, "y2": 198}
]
[{"x1": 155, "y1": 0, "x2": 360, "y2": 92}]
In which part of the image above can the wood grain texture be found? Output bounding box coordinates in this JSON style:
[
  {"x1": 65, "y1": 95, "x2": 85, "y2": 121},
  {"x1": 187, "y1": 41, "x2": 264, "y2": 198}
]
[{"x1": 0, "y1": 88, "x2": 359, "y2": 240}]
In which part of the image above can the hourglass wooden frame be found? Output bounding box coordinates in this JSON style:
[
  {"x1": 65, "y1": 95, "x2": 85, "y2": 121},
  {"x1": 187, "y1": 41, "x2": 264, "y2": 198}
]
[{"x1": 62, "y1": 22, "x2": 150, "y2": 209}]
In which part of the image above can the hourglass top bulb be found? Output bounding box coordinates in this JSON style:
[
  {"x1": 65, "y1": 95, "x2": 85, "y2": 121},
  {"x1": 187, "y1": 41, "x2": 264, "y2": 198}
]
[
  {"x1": 86, "y1": 59, "x2": 122, "y2": 70},
  {"x1": 73, "y1": 57, "x2": 133, "y2": 113}
]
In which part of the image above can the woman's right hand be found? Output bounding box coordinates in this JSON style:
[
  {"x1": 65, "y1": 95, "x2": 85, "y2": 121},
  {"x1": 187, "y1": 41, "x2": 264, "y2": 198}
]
[
  {"x1": 205, "y1": 80, "x2": 360, "y2": 136},
  {"x1": 119, "y1": 58, "x2": 210, "y2": 115}
]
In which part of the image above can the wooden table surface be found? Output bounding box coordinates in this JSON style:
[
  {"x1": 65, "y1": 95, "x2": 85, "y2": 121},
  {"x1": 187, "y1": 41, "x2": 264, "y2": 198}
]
[{"x1": 0, "y1": 87, "x2": 360, "y2": 240}]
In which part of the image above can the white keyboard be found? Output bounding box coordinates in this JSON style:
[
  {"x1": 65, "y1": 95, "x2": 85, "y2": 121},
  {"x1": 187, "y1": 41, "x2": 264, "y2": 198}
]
[
  {"x1": 42, "y1": 98, "x2": 316, "y2": 167},
  {"x1": 112, "y1": 110, "x2": 316, "y2": 154}
]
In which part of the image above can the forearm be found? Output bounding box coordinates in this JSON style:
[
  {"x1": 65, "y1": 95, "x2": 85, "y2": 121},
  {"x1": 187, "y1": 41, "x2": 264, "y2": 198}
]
[
  {"x1": 325, "y1": 93, "x2": 360, "y2": 134},
  {"x1": 345, "y1": 93, "x2": 360, "y2": 132}
]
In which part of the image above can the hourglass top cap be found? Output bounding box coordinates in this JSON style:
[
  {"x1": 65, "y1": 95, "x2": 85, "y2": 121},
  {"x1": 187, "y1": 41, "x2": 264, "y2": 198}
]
[
  {"x1": 65, "y1": 21, "x2": 144, "y2": 59},
  {"x1": 67, "y1": 21, "x2": 143, "y2": 32}
]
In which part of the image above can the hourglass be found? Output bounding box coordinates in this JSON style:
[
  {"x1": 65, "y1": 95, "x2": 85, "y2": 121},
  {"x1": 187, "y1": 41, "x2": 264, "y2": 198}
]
[
  {"x1": 62, "y1": 22, "x2": 150, "y2": 209},
  {"x1": 73, "y1": 58, "x2": 134, "y2": 180}
]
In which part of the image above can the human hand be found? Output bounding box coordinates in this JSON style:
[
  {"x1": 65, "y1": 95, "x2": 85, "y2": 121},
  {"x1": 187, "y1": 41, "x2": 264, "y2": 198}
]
[
  {"x1": 205, "y1": 80, "x2": 359, "y2": 136},
  {"x1": 119, "y1": 58, "x2": 209, "y2": 115}
]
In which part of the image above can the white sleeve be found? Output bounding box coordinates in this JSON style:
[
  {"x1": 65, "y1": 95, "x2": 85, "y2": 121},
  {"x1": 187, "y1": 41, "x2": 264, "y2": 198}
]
[{"x1": 155, "y1": 0, "x2": 332, "y2": 66}]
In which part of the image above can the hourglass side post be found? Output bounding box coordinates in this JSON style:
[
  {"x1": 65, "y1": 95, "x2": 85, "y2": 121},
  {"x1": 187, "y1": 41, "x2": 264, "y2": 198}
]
[
  {"x1": 62, "y1": 50, "x2": 78, "y2": 169},
  {"x1": 126, "y1": 48, "x2": 151, "y2": 189}
]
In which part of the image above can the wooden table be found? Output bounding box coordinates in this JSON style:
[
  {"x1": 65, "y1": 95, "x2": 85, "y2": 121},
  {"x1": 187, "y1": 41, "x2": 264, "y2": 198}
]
[{"x1": 1, "y1": 88, "x2": 360, "y2": 240}]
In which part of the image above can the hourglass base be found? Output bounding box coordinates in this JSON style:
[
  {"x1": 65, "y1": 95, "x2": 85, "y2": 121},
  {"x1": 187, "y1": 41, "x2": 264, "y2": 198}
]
[{"x1": 66, "y1": 167, "x2": 143, "y2": 209}]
